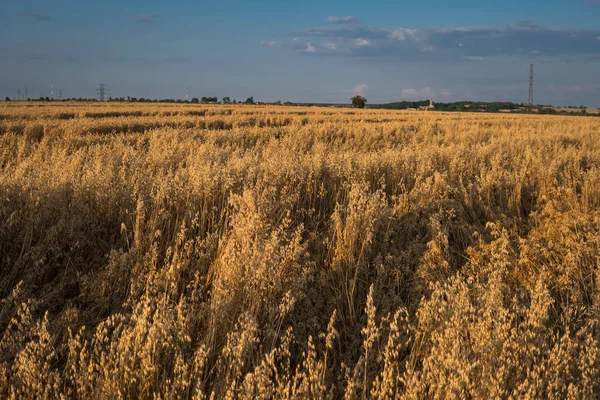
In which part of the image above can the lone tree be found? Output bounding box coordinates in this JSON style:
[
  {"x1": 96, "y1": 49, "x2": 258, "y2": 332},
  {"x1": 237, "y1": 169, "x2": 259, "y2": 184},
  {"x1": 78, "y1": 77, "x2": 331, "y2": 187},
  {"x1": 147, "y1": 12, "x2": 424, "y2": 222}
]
[
  {"x1": 351, "y1": 95, "x2": 367, "y2": 108},
  {"x1": 245, "y1": 96, "x2": 255, "y2": 104}
]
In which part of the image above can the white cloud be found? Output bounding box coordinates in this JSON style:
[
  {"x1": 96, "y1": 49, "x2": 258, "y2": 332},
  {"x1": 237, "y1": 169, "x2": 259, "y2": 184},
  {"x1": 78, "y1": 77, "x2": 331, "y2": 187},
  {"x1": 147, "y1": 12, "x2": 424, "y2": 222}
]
[
  {"x1": 353, "y1": 38, "x2": 372, "y2": 47},
  {"x1": 389, "y1": 28, "x2": 419, "y2": 41},
  {"x1": 420, "y1": 87, "x2": 435, "y2": 97},
  {"x1": 324, "y1": 42, "x2": 337, "y2": 50},
  {"x1": 389, "y1": 31, "x2": 407, "y2": 41},
  {"x1": 440, "y1": 90, "x2": 453, "y2": 97},
  {"x1": 263, "y1": 21, "x2": 600, "y2": 60},
  {"x1": 327, "y1": 16, "x2": 360, "y2": 24},
  {"x1": 261, "y1": 38, "x2": 312, "y2": 52},
  {"x1": 402, "y1": 87, "x2": 438, "y2": 98},
  {"x1": 260, "y1": 40, "x2": 281, "y2": 48},
  {"x1": 353, "y1": 83, "x2": 369, "y2": 96}
]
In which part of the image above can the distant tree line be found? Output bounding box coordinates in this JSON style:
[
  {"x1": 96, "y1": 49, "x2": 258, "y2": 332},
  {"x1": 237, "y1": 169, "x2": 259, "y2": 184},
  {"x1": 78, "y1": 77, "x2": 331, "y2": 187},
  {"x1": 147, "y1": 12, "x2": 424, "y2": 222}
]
[
  {"x1": 2, "y1": 96, "x2": 265, "y2": 104},
  {"x1": 375, "y1": 101, "x2": 521, "y2": 112},
  {"x1": 372, "y1": 100, "x2": 596, "y2": 116},
  {"x1": 1, "y1": 95, "x2": 597, "y2": 117}
]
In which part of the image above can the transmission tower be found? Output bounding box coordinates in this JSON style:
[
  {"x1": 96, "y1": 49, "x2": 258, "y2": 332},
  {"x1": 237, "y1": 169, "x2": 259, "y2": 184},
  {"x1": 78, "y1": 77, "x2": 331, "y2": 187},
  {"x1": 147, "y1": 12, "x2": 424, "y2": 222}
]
[
  {"x1": 528, "y1": 64, "x2": 534, "y2": 109},
  {"x1": 51, "y1": 80, "x2": 55, "y2": 99},
  {"x1": 186, "y1": 86, "x2": 189, "y2": 101},
  {"x1": 59, "y1": 89, "x2": 63, "y2": 100},
  {"x1": 25, "y1": 87, "x2": 28, "y2": 100},
  {"x1": 96, "y1": 83, "x2": 109, "y2": 101}
]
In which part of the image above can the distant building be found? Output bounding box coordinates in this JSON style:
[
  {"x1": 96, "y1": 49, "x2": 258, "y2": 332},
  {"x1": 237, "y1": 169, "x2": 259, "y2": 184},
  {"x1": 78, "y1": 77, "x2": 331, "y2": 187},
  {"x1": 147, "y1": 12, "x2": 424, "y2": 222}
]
[{"x1": 419, "y1": 100, "x2": 435, "y2": 111}]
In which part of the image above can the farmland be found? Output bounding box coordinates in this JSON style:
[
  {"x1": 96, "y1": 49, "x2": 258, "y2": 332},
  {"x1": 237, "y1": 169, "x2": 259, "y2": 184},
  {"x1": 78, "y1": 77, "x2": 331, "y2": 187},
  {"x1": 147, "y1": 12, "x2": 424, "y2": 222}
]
[{"x1": 1, "y1": 102, "x2": 600, "y2": 398}]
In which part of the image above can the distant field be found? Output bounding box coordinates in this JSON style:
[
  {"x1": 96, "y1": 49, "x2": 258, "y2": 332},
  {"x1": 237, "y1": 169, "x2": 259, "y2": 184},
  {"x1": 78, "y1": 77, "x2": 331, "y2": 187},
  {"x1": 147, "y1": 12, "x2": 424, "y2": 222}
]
[{"x1": 2, "y1": 102, "x2": 600, "y2": 398}]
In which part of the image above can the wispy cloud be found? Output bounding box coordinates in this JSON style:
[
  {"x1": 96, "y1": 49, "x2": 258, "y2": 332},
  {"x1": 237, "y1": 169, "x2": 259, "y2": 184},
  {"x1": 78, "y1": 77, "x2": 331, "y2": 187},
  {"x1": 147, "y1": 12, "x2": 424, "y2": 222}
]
[
  {"x1": 261, "y1": 38, "x2": 310, "y2": 52},
  {"x1": 263, "y1": 20, "x2": 600, "y2": 60},
  {"x1": 401, "y1": 87, "x2": 449, "y2": 99},
  {"x1": 133, "y1": 13, "x2": 160, "y2": 24},
  {"x1": 23, "y1": 13, "x2": 51, "y2": 22},
  {"x1": 352, "y1": 83, "x2": 369, "y2": 96},
  {"x1": 295, "y1": 26, "x2": 389, "y2": 40},
  {"x1": 327, "y1": 16, "x2": 359, "y2": 25},
  {"x1": 260, "y1": 40, "x2": 282, "y2": 48},
  {"x1": 353, "y1": 38, "x2": 372, "y2": 48},
  {"x1": 547, "y1": 83, "x2": 599, "y2": 93},
  {"x1": 107, "y1": 55, "x2": 190, "y2": 64}
]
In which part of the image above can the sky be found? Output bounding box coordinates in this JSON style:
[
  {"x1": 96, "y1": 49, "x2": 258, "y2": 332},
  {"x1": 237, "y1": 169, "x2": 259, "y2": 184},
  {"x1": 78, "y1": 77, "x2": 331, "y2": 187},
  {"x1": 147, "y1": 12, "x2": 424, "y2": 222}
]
[{"x1": 1, "y1": 0, "x2": 600, "y2": 106}]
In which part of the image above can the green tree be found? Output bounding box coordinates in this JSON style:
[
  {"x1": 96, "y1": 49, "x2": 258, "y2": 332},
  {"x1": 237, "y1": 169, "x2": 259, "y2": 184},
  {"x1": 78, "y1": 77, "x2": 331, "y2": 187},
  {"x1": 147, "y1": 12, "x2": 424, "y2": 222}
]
[
  {"x1": 222, "y1": 97, "x2": 231, "y2": 103},
  {"x1": 351, "y1": 95, "x2": 367, "y2": 108},
  {"x1": 245, "y1": 96, "x2": 255, "y2": 104},
  {"x1": 4, "y1": 97, "x2": 10, "y2": 102}
]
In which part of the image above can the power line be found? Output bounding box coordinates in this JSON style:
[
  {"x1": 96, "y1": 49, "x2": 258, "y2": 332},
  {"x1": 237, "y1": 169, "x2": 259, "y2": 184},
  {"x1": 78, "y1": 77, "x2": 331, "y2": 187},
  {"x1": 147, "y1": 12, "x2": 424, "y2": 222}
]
[
  {"x1": 528, "y1": 64, "x2": 534, "y2": 109},
  {"x1": 96, "y1": 83, "x2": 109, "y2": 101}
]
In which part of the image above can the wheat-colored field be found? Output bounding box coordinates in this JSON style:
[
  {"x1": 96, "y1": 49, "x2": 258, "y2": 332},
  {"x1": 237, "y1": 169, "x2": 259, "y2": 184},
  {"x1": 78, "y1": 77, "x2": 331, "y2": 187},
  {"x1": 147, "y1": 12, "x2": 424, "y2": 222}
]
[{"x1": 1, "y1": 102, "x2": 600, "y2": 398}]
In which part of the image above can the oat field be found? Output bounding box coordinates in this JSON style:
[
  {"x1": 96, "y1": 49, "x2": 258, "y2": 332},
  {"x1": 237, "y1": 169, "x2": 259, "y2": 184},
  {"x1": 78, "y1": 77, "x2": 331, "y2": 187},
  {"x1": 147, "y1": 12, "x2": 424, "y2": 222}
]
[{"x1": 1, "y1": 102, "x2": 600, "y2": 398}]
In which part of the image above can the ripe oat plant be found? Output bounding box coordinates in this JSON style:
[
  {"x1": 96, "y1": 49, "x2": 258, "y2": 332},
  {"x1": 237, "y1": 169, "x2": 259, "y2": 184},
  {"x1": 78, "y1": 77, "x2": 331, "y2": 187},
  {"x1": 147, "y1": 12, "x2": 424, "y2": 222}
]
[{"x1": 1, "y1": 101, "x2": 600, "y2": 398}]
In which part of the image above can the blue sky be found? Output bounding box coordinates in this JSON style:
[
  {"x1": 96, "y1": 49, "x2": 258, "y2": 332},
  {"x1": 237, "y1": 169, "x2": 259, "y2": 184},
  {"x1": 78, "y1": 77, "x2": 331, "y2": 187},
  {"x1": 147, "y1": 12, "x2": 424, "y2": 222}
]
[{"x1": 1, "y1": 0, "x2": 600, "y2": 106}]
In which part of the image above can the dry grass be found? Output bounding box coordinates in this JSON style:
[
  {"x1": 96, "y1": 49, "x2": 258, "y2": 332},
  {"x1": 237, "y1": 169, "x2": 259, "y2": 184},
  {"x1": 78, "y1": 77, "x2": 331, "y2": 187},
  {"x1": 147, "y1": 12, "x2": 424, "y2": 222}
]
[{"x1": 1, "y1": 101, "x2": 600, "y2": 398}]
